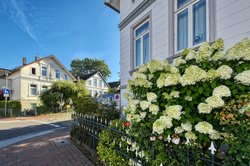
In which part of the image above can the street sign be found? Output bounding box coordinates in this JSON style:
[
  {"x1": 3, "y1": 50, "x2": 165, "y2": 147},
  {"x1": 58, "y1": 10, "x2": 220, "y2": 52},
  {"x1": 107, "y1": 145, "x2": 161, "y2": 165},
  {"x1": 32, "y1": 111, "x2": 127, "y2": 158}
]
[
  {"x1": 3, "y1": 94, "x2": 9, "y2": 97},
  {"x1": 3, "y1": 89, "x2": 10, "y2": 95},
  {"x1": 114, "y1": 94, "x2": 120, "y2": 101}
]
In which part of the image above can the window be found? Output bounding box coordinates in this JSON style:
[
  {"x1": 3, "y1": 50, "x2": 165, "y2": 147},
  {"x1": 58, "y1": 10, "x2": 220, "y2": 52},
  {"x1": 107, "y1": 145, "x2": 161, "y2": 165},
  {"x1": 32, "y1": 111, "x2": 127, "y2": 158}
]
[
  {"x1": 31, "y1": 68, "x2": 36, "y2": 75},
  {"x1": 99, "y1": 80, "x2": 102, "y2": 88},
  {"x1": 134, "y1": 20, "x2": 150, "y2": 67},
  {"x1": 41, "y1": 86, "x2": 48, "y2": 92},
  {"x1": 175, "y1": 0, "x2": 208, "y2": 52},
  {"x1": 94, "y1": 90, "x2": 98, "y2": 97},
  {"x1": 30, "y1": 84, "x2": 37, "y2": 96},
  {"x1": 41, "y1": 66, "x2": 47, "y2": 77},
  {"x1": 55, "y1": 69, "x2": 60, "y2": 79},
  {"x1": 94, "y1": 79, "x2": 97, "y2": 87},
  {"x1": 64, "y1": 74, "x2": 68, "y2": 80},
  {"x1": 88, "y1": 80, "x2": 92, "y2": 86}
]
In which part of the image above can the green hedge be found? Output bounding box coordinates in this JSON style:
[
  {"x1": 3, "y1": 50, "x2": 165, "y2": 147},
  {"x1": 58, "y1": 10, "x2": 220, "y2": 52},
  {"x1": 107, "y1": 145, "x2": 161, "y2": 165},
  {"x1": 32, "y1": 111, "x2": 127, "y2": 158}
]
[{"x1": 0, "y1": 100, "x2": 21, "y2": 116}]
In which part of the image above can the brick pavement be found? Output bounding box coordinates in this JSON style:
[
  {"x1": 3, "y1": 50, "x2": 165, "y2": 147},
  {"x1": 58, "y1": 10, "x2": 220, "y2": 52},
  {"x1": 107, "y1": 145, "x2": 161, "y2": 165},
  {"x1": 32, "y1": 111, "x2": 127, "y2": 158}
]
[{"x1": 0, "y1": 129, "x2": 94, "y2": 166}]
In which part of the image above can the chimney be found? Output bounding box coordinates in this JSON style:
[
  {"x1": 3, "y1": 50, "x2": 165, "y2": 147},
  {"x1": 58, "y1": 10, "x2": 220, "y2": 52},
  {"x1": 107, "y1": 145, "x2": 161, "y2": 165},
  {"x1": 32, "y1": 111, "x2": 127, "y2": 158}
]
[
  {"x1": 35, "y1": 53, "x2": 40, "y2": 61},
  {"x1": 23, "y1": 57, "x2": 27, "y2": 66}
]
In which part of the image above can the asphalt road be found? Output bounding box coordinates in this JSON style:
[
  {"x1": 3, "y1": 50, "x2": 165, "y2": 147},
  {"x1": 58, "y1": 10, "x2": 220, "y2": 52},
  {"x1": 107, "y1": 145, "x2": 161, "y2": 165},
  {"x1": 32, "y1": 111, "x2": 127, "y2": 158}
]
[{"x1": 0, "y1": 120, "x2": 70, "y2": 141}]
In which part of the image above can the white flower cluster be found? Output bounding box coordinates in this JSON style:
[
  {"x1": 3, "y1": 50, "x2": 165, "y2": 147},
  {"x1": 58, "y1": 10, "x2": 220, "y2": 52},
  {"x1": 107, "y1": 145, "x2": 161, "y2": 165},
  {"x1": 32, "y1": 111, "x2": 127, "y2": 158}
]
[
  {"x1": 234, "y1": 70, "x2": 250, "y2": 85},
  {"x1": 225, "y1": 38, "x2": 250, "y2": 61},
  {"x1": 147, "y1": 92, "x2": 158, "y2": 102},
  {"x1": 195, "y1": 121, "x2": 213, "y2": 134},
  {"x1": 181, "y1": 122, "x2": 192, "y2": 131},
  {"x1": 170, "y1": 91, "x2": 180, "y2": 98},
  {"x1": 217, "y1": 65, "x2": 233, "y2": 80},
  {"x1": 174, "y1": 126, "x2": 184, "y2": 134},
  {"x1": 198, "y1": 103, "x2": 212, "y2": 114},
  {"x1": 211, "y1": 51, "x2": 225, "y2": 61},
  {"x1": 132, "y1": 71, "x2": 147, "y2": 80},
  {"x1": 149, "y1": 104, "x2": 159, "y2": 115},
  {"x1": 209, "y1": 130, "x2": 221, "y2": 140},
  {"x1": 185, "y1": 131, "x2": 197, "y2": 140},
  {"x1": 175, "y1": 57, "x2": 186, "y2": 66},
  {"x1": 212, "y1": 85, "x2": 231, "y2": 97},
  {"x1": 205, "y1": 95, "x2": 225, "y2": 109},
  {"x1": 156, "y1": 73, "x2": 166, "y2": 88},
  {"x1": 138, "y1": 64, "x2": 148, "y2": 73},
  {"x1": 206, "y1": 69, "x2": 219, "y2": 80},
  {"x1": 128, "y1": 78, "x2": 152, "y2": 89},
  {"x1": 153, "y1": 116, "x2": 173, "y2": 134},
  {"x1": 164, "y1": 73, "x2": 181, "y2": 87},
  {"x1": 195, "y1": 42, "x2": 211, "y2": 62},
  {"x1": 185, "y1": 49, "x2": 196, "y2": 61},
  {"x1": 147, "y1": 60, "x2": 164, "y2": 73},
  {"x1": 140, "y1": 100, "x2": 151, "y2": 110},
  {"x1": 164, "y1": 105, "x2": 183, "y2": 120},
  {"x1": 180, "y1": 65, "x2": 207, "y2": 86}
]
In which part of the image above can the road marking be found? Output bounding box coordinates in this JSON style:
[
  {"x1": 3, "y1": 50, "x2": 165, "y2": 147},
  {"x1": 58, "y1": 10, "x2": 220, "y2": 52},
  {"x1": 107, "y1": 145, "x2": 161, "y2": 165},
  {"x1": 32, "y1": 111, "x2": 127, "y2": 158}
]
[
  {"x1": 0, "y1": 127, "x2": 66, "y2": 148},
  {"x1": 30, "y1": 120, "x2": 61, "y2": 128}
]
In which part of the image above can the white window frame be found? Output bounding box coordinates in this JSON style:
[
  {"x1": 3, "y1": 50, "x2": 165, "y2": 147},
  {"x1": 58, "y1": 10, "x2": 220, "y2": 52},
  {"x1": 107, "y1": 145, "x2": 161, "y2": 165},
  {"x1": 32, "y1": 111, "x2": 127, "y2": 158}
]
[
  {"x1": 174, "y1": 0, "x2": 209, "y2": 53},
  {"x1": 133, "y1": 19, "x2": 150, "y2": 68},
  {"x1": 30, "y1": 84, "x2": 37, "y2": 96},
  {"x1": 41, "y1": 66, "x2": 47, "y2": 77},
  {"x1": 41, "y1": 85, "x2": 48, "y2": 92},
  {"x1": 99, "y1": 80, "x2": 102, "y2": 88},
  {"x1": 64, "y1": 74, "x2": 68, "y2": 80},
  {"x1": 94, "y1": 78, "x2": 97, "y2": 87},
  {"x1": 55, "y1": 69, "x2": 61, "y2": 79}
]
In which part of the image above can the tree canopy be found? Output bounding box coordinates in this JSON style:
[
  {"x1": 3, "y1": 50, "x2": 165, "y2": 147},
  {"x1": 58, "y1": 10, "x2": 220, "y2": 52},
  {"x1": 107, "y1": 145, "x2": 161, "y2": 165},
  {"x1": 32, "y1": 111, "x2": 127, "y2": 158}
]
[{"x1": 70, "y1": 58, "x2": 111, "y2": 80}]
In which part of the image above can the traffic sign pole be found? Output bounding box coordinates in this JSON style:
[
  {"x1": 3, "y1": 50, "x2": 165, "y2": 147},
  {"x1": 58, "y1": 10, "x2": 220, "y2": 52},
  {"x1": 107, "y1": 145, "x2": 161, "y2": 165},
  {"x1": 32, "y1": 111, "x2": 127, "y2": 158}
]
[{"x1": 4, "y1": 73, "x2": 8, "y2": 117}]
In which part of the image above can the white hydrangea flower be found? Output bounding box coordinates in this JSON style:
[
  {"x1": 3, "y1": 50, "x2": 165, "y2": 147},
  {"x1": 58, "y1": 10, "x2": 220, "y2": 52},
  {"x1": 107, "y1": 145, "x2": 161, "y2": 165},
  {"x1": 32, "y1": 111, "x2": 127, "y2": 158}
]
[
  {"x1": 174, "y1": 126, "x2": 184, "y2": 134},
  {"x1": 164, "y1": 73, "x2": 181, "y2": 87},
  {"x1": 185, "y1": 131, "x2": 197, "y2": 140},
  {"x1": 133, "y1": 78, "x2": 152, "y2": 88},
  {"x1": 198, "y1": 103, "x2": 212, "y2": 114},
  {"x1": 170, "y1": 66, "x2": 179, "y2": 74},
  {"x1": 147, "y1": 60, "x2": 164, "y2": 73},
  {"x1": 132, "y1": 71, "x2": 147, "y2": 80},
  {"x1": 195, "y1": 121, "x2": 213, "y2": 134},
  {"x1": 153, "y1": 116, "x2": 173, "y2": 134},
  {"x1": 210, "y1": 51, "x2": 225, "y2": 61},
  {"x1": 211, "y1": 38, "x2": 224, "y2": 51},
  {"x1": 133, "y1": 114, "x2": 142, "y2": 123},
  {"x1": 225, "y1": 38, "x2": 250, "y2": 61},
  {"x1": 140, "y1": 112, "x2": 147, "y2": 119},
  {"x1": 149, "y1": 104, "x2": 159, "y2": 115},
  {"x1": 234, "y1": 70, "x2": 250, "y2": 85},
  {"x1": 212, "y1": 85, "x2": 231, "y2": 97},
  {"x1": 172, "y1": 137, "x2": 180, "y2": 145},
  {"x1": 209, "y1": 130, "x2": 221, "y2": 140},
  {"x1": 180, "y1": 65, "x2": 207, "y2": 86},
  {"x1": 148, "y1": 74, "x2": 154, "y2": 80},
  {"x1": 206, "y1": 69, "x2": 219, "y2": 81},
  {"x1": 140, "y1": 100, "x2": 151, "y2": 110},
  {"x1": 147, "y1": 92, "x2": 158, "y2": 102},
  {"x1": 175, "y1": 58, "x2": 186, "y2": 66},
  {"x1": 185, "y1": 50, "x2": 196, "y2": 61},
  {"x1": 184, "y1": 96, "x2": 193, "y2": 101},
  {"x1": 181, "y1": 122, "x2": 192, "y2": 131},
  {"x1": 217, "y1": 65, "x2": 233, "y2": 80},
  {"x1": 164, "y1": 105, "x2": 183, "y2": 120},
  {"x1": 195, "y1": 42, "x2": 211, "y2": 62},
  {"x1": 156, "y1": 73, "x2": 166, "y2": 88},
  {"x1": 138, "y1": 64, "x2": 148, "y2": 73},
  {"x1": 170, "y1": 91, "x2": 180, "y2": 98},
  {"x1": 205, "y1": 96, "x2": 225, "y2": 108}
]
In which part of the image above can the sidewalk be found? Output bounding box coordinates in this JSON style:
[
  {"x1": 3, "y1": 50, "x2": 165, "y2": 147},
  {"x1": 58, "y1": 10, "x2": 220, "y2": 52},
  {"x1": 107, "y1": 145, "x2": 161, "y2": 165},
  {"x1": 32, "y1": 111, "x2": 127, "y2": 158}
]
[{"x1": 0, "y1": 129, "x2": 94, "y2": 166}]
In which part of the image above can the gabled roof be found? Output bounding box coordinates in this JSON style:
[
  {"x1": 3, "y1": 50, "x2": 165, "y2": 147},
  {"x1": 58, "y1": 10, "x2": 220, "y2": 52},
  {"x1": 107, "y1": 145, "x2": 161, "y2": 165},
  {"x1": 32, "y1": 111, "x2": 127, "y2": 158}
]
[
  {"x1": 10, "y1": 55, "x2": 76, "y2": 80},
  {"x1": 104, "y1": 0, "x2": 120, "y2": 13},
  {"x1": 108, "y1": 81, "x2": 120, "y2": 88},
  {"x1": 83, "y1": 71, "x2": 110, "y2": 88}
]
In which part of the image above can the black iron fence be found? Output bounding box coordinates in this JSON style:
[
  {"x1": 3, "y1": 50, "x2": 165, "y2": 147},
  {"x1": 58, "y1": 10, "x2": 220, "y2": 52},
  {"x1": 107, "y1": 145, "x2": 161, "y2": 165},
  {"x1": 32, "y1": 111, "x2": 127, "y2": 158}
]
[{"x1": 71, "y1": 113, "x2": 224, "y2": 166}]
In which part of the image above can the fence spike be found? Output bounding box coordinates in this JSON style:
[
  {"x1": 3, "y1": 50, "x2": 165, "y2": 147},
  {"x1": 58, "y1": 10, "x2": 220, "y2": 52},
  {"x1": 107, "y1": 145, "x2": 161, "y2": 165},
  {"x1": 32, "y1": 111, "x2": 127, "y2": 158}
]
[
  {"x1": 185, "y1": 138, "x2": 190, "y2": 145},
  {"x1": 209, "y1": 141, "x2": 217, "y2": 155},
  {"x1": 119, "y1": 142, "x2": 122, "y2": 148},
  {"x1": 116, "y1": 122, "x2": 118, "y2": 128},
  {"x1": 167, "y1": 135, "x2": 171, "y2": 143},
  {"x1": 127, "y1": 146, "x2": 129, "y2": 152}
]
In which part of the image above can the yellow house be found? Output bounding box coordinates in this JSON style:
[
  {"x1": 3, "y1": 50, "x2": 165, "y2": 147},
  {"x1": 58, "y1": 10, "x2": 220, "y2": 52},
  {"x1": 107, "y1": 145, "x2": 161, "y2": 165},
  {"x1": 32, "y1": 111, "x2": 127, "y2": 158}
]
[{"x1": 3, "y1": 55, "x2": 75, "y2": 111}]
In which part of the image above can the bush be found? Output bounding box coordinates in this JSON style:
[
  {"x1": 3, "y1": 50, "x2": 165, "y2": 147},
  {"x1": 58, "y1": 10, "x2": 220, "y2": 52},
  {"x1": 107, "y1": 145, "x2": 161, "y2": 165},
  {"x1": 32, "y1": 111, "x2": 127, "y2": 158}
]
[
  {"x1": 75, "y1": 96, "x2": 120, "y2": 120},
  {"x1": 0, "y1": 100, "x2": 21, "y2": 116},
  {"x1": 122, "y1": 38, "x2": 250, "y2": 165}
]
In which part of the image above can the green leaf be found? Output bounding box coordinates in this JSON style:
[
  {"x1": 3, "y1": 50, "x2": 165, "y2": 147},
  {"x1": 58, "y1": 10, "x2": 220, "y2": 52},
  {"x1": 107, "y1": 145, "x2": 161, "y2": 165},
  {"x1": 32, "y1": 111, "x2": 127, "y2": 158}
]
[
  {"x1": 198, "y1": 87, "x2": 203, "y2": 94},
  {"x1": 187, "y1": 90, "x2": 192, "y2": 96}
]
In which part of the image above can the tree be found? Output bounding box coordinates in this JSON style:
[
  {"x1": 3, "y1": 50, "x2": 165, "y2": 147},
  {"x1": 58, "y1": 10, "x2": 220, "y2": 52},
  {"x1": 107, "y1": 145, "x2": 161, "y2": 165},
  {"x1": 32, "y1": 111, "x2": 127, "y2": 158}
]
[
  {"x1": 39, "y1": 80, "x2": 89, "y2": 112},
  {"x1": 70, "y1": 58, "x2": 111, "y2": 80}
]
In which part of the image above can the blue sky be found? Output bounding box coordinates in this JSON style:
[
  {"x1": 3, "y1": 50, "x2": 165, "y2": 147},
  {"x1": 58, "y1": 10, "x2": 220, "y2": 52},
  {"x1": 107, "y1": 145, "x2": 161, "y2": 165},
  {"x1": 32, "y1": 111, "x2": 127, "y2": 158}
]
[{"x1": 0, "y1": 0, "x2": 120, "y2": 82}]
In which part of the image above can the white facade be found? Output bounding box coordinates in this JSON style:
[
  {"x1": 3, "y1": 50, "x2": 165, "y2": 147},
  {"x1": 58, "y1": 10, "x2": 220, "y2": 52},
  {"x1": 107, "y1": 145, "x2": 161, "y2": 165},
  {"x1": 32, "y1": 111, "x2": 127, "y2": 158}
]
[
  {"x1": 106, "y1": 0, "x2": 250, "y2": 107},
  {"x1": 85, "y1": 72, "x2": 109, "y2": 97},
  {"x1": 1, "y1": 56, "x2": 75, "y2": 110}
]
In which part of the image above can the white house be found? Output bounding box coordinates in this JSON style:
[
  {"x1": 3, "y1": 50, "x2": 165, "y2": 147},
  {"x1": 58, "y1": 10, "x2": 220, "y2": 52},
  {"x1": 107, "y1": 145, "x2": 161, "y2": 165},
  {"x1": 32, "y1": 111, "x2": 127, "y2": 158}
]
[
  {"x1": 82, "y1": 71, "x2": 109, "y2": 97},
  {"x1": 0, "y1": 55, "x2": 75, "y2": 111},
  {"x1": 105, "y1": 0, "x2": 250, "y2": 107}
]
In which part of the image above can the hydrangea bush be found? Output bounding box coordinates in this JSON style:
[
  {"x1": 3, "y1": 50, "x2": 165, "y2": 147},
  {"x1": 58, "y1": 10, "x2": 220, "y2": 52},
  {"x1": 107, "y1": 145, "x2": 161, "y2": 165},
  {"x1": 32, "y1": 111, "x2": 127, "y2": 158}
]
[{"x1": 124, "y1": 38, "x2": 250, "y2": 165}]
